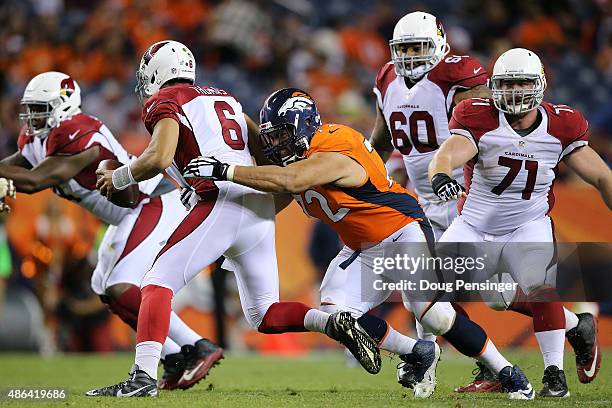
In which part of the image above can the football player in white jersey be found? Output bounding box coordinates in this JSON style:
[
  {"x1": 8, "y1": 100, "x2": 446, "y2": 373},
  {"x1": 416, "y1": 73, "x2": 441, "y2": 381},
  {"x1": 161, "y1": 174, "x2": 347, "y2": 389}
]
[
  {"x1": 369, "y1": 11, "x2": 495, "y2": 389},
  {"x1": 0, "y1": 71, "x2": 223, "y2": 390},
  {"x1": 429, "y1": 48, "x2": 611, "y2": 397},
  {"x1": 370, "y1": 11, "x2": 491, "y2": 240},
  {"x1": 89, "y1": 40, "x2": 381, "y2": 397}
]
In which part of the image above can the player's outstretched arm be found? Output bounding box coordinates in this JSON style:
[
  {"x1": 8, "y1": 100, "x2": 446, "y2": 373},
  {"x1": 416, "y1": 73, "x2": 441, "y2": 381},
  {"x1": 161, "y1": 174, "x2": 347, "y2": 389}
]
[
  {"x1": 0, "y1": 147, "x2": 99, "y2": 194},
  {"x1": 96, "y1": 118, "x2": 179, "y2": 197},
  {"x1": 234, "y1": 152, "x2": 366, "y2": 193},
  {"x1": 564, "y1": 146, "x2": 612, "y2": 210},
  {"x1": 369, "y1": 106, "x2": 394, "y2": 163},
  {"x1": 453, "y1": 85, "x2": 492, "y2": 105},
  {"x1": 184, "y1": 152, "x2": 366, "y2": 194}
]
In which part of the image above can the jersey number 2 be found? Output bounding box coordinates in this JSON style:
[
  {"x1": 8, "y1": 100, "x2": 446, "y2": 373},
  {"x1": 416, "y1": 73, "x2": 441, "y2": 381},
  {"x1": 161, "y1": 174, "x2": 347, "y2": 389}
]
[
  {"x1": 491, "y1": 157, "x2": 538, "y2": 200},
  {"x1": 390, "y1": 111, "x2": 438, "y2": 154},
  {"x1": 214, "y1": 101, "x2": 245, "y2": 150}
]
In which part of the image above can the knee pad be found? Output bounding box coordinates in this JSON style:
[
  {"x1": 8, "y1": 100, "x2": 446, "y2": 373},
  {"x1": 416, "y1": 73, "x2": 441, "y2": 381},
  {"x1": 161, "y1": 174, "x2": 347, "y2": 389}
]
[
  {"x1": 483, "y1": 273, "x2": 515, "y2": 310},
  {"x1": 419, "y1": 302, "x2": 456, "y2": 336}
]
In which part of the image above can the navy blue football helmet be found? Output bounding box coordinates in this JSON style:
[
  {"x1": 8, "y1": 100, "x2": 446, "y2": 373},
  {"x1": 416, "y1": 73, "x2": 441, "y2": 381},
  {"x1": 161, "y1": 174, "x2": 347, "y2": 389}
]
[{"x1": 259, "y1": 87, "x2": 321, "y2": 166}]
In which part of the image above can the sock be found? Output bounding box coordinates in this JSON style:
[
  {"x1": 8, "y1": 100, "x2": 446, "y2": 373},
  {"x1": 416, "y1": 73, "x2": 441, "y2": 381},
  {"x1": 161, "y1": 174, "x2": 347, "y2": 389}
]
[
  {"x1": 161, "y1": 338, "x2": 181, "y2": 358},
  {"x1": 136, "y1": 285, "x2": 173, "y2": 344},
  {"x1": 509, "y1": 288, "x2": 577, "y2": 333},
  {"x1": 135, "y1": 340, "x2": 163, "y2": 379},
  {"x1": 508, "y1": 287, "x2": 533, "y2": 316},
  {"x1": 564, "y1": 309, "x2": 579, "y2": 332},
  {"x1": 476, "y1": 338, "x2": 512, "y2": 374},
  {"x1": 380, "y1": 326, "x2": 417, "y2": 355},
  {"x1": 258, "y1": 302, "x2": 313, "y2": 333},
  {"x1": 535, "y1": 329, "x2": 565, "y2": 369},
  {"x1": 416, "y1": 320, "x2": 436, "y2": 342},
  {"x1": 304, "y1": 309, "x2": 330, "y2": 333},
  {"x1": 442, "y1": 314, "x2": 488, "y2": 357},
  {"x1": 168, "y1": 311, "x2": 202, "y2": 346}
]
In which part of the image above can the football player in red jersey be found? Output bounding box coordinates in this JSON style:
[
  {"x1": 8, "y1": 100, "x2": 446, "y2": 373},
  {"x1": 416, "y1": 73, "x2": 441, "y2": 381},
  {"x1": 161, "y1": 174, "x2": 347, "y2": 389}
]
[
  {"x1": 90, "y1": 41, "x2": 382, "y2": 397},
  {"x1": 429, "y1": 48, "x2": 610, "y2": 397},
  {"x1": 0, "y1": 71, "x2": 223, "y2": 390}
]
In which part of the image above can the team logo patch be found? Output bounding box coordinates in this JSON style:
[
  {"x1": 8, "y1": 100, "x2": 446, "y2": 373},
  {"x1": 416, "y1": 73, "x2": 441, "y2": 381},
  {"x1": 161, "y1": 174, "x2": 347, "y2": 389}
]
[
  {"x1": 278, "y1": 96, "x2": 314, "y2": 116},
  {"x1": 144, "y1": 41, "x2": 169, "y2": 64},
  {"x1": 60, "y1": 77, "x2": 75, "y2": 97},
  {"x1": 436, "y1": 18, "x2": 445, "y2": 38}
]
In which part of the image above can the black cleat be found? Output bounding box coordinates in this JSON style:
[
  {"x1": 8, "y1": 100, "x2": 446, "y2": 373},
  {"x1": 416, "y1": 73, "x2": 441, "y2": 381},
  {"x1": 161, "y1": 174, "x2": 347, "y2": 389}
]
[
  {"x1": 177, "y1": 338, "x2": 224, "y2": 389},
  {"x1": 566, "y1": 313, "x2": 601, "y2": 383},
  {"x1": 397, "y1": 340, "x2": 440, "y2": 398},
  {"x1": 158, "y1": 352, "x2": 185, "y2": 391},
  {"x1": 85, "y1": 365, "x2": 157, "y2": 397},
  {"x1": 325, "y1": 311, "x2": 381, "y2": 374},
  {"x1": 539, "y1": 365, "x2": 570, "y2": 398},
  {"x1": 498, "y1": 365, "x2": 534, "y2": 400}
]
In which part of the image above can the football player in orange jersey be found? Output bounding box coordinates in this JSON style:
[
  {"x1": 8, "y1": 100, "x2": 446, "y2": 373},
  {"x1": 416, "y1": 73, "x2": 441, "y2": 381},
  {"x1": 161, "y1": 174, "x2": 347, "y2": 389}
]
[{"x1": 183, "y1": 88, "x2": 535, "y2": 400}]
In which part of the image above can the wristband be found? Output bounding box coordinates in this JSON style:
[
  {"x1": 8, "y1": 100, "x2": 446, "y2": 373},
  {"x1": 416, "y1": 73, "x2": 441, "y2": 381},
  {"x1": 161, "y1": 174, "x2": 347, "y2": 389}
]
[
  {"x1": 112, "y1": 164, "x2": 137, "y2": 190},
  {"x1": 226, "y1": 165, "x2": 236, "y2": 182}
]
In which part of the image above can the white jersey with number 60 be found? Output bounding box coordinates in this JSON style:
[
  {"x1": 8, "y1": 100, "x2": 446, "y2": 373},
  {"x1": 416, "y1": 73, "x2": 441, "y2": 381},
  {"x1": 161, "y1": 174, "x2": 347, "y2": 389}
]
[
  {"x1": 374, "y1": 55, "x2": 488, "y2": 205},
  {"x1": 449, "y1": 98, "x2": 589, "y2": 235}
]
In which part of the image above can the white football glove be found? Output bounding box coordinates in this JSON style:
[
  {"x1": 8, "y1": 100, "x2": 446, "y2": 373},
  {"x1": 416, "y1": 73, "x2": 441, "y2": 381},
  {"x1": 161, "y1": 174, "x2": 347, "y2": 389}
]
[
  {"x1": 431, "y1": 173, "x2": 466, "y2": 201},
  {"x1": 180, "y1": 186, "x2": 200, "y2": 211},
  {"x1": 183, "y1": 156, "x2": 232, "y2": 181},
  {"x1": 0, "y1": 178, "x2": 16, "y2": 214}
]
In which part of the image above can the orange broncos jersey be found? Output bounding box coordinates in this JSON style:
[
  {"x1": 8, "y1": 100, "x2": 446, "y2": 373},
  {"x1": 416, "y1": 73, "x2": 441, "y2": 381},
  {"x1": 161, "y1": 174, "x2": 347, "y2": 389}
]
[{"x1": 294, "y1": 123, "x2": 426, "y2": 250}]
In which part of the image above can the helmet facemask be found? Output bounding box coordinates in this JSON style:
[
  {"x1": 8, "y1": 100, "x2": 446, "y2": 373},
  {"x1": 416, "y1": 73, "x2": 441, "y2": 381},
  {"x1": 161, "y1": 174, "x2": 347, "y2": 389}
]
[
  {"x1": 19, "y1": 99, "x2": 60, "y2": 138},
  {"x1": 260, "y1": 122, "x2": 310, "y2": 167},
  {"x1": 491, "y1": 74, "x2": 545, "y2": 115},
  {"x1": 390, "y1": 37, "x2": 449, "y2": 80}
]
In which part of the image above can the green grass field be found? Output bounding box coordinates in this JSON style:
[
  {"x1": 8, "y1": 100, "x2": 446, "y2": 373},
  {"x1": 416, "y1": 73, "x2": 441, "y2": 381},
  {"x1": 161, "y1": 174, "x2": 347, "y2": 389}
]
[{"x1": 0, "y1": 350, "x2": 609, "y2": 407}]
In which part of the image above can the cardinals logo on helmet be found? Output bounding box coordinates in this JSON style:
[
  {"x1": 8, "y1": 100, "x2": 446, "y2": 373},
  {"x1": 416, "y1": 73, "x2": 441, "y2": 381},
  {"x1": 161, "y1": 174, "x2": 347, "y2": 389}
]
[{"x1": 60, "y1": 77, "x2": 75, "y2": 97}]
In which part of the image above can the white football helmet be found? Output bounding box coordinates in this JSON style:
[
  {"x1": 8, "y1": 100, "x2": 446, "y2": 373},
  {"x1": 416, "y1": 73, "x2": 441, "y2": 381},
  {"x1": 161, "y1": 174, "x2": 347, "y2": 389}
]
[
  {"x1": 135, "y1": 40, "x2": 196, "y2": 102},
  {"x1": 491, "y1": 48, "x2": 547, "y2": 115},
  {"x1": 390, "y1": 11, "x2": 450, "y2": 80},
  {"x1": 20, "y1": 71, "x2": 81, "y2": 138}
]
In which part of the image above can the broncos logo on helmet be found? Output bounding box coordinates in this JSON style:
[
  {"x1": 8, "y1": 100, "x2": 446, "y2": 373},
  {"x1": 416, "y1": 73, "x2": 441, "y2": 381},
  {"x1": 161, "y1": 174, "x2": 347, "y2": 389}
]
[{"x1": 278, "y1": 96, "x2": 315, "y2": 117}]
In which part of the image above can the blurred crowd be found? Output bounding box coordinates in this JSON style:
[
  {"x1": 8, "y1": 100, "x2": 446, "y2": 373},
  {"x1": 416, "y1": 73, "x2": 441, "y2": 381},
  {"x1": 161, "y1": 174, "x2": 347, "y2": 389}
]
[
  {"x1": 0, "y1": 0, "x2": 611, "y2": 352},
  {"x1": 0, "y1": 0, "x2": 611, "y2": 159}
]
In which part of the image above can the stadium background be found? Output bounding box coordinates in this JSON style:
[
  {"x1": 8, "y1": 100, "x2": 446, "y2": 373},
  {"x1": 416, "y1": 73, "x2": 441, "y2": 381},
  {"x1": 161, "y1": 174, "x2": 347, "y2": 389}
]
[{"x1": 0, "y1": 0, "x2": 610, "y2": 356}]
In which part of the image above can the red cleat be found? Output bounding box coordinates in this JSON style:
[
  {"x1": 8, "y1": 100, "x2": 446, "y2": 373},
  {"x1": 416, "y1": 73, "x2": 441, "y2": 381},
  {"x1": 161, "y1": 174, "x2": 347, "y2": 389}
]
[
  {"x1": 177, "y1": 338, "x2": 224, "y2": 390},
  {"x1": 455, "y1": 362, "x2": 503, "y2": 393},
  {"x1": 566, "y1": 313, "x2": 601, "y2": 383}
]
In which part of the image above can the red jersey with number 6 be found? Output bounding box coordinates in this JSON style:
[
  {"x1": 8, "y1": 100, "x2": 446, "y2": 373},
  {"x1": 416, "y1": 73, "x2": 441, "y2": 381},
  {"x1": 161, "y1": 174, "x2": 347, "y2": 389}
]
[
  {"x1": 449, "y1": 98, "x2": 589, "y2": 235},
  {"x1": 374, "y1": 55, "x2": 488, "y2": 204},
  {"x1": 142, "y1": 83, "x2": 251, "y2": 194}
]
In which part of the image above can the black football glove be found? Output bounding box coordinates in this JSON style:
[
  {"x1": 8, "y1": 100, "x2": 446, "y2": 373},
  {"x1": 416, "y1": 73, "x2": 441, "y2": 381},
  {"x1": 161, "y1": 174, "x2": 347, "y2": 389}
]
[
  {"x1": 431, "y1": 173, "x2": 465, "y2": 201},
  {"x1": 183, "y1": 156, "x2": 231, "y2": 181}
]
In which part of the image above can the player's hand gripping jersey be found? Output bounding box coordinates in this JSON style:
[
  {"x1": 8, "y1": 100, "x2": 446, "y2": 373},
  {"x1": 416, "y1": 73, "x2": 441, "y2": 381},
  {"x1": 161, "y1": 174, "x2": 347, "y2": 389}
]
[
  {"x1": 294, "y1": 124, "x2": 426, "y2": 250},
  {"x1": 18, "y1": 113, "x2": 161, "y2": 225},
  {"x1": 449, "y1": 98, "x2": 589, "y2": 235},
  {"x1": 374, "y1": 56, "x2": 488, "y2": 204}
]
